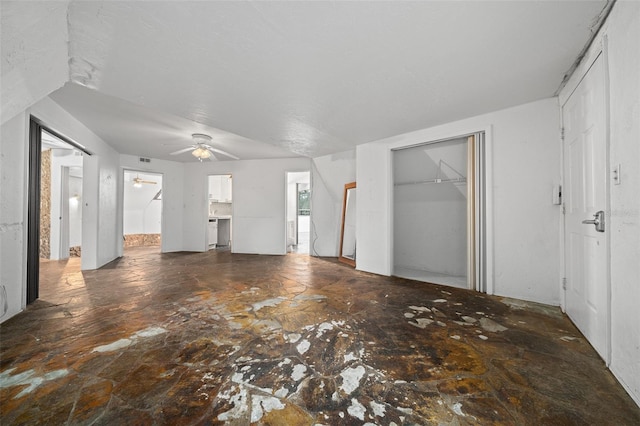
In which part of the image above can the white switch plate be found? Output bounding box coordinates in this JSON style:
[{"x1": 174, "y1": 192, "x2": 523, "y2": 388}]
[{"x1": 613, "y1": 164, "x2": 621, "y2": 185}]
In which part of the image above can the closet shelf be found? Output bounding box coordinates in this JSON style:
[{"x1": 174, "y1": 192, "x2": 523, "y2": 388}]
[{"x1": 394, "y1": 177, "x2": 467, "y2": 187}]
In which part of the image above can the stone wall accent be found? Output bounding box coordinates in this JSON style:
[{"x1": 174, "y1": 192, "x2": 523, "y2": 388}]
[
  {"x1": 40, "y1": 149, "x2": 51, "y2": 259},
  {"x1": 69, "y1": 246, "x2": 81, "y2": 257},
  {"x1": 124, "y1": 234, "x2": 161, "y2": 248}
]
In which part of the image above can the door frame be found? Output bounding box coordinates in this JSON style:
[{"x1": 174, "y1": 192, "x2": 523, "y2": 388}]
[
  {"x1": 284, "y1": 170, "x2": 311, "y2": 255},
  {"x1": 390, "y1": 131, "x2": 489, "y2": 292},
  {"x1": 119, "y1": 168, "x2": 165, "y2": 254},
  {"x1": 27, "y1": 117, "x2": 91, "y2": 304},
  {"x1": 559, "y1": 38, "x2": 611, "y2": 364},
  {"x1": 58, "y1": 166, "x2": 71, "y2": 260},
  {"x1": 205, "y1": 173, "x2": 234, "y2": 252},
  {"x1": 26, "y1": 119, "x2": 42, "y2": 304}
]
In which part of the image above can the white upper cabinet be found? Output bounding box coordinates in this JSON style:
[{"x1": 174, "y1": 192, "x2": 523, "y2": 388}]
[{"x1": 209, "y1": 175, "x2": 232, "y2": 202}]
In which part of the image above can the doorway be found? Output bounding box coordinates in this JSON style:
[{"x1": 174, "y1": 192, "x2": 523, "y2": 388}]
[
  {"x1": 392, "y1": 133, "x2": 486, "y2": 291},
  {"x1": 122, "y1": 170, "x2": 163, "y2": 251},
  {"x1": 562, "y1": 52, "x2": 609, "y2": 362},
  {"x1": 207, "y1": 174, "x2": 233, "y2": 250},
  {"x1": 287, "y1": 172, "x2": 311, "y2": 254},
  {"x1": 27, "y1": 118, "x2": 90, "y2": 304},
  {"x1": 38, "y1": 130, "x2": 84, "y2": 292}
]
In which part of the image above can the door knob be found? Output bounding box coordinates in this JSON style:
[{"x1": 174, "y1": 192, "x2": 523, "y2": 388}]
[{"x1": 582, "y1": 210, "x2": 605, "y2": 232}]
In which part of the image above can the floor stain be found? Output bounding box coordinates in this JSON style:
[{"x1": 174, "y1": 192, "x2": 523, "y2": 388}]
[{"x1": 0, "y1": 247, "x2": 639, "y2": 424}]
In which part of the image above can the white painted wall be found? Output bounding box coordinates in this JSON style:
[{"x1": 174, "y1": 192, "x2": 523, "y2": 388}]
[
  {"x1": 120, "y1": 155, "x2": 184, "y2": 254},
  {"x1": 310, "y1": 150, "x2": 356, "y2": 256},
  {"x1": 68, "y1": 175, "x2": 82, "y2": 247},
  {"x1": 0, "y1": 111, "x2": 28, "y2": 321},
  {"x1": 357, "y1": 98, "x2": 561, "y2": 305},
  {"x1": 588, "y1": 0, "x2": 639, "y2": 407},
  {"x1": 393, "y1": 139, "x2": 468, "y2": 276},
  {"x1": 182, "y1": 158, "x2": 310, "y2": 254},
  {"x1": 123, "y1": 172, "x2": 162, "y2": 235},
  {"x1": 2, "y1": 95, "x2": 121, "y2": 322},
  {"x1": 123, "y1": 202, "x2": 161, "y2": 235},
  {"x1": 31, "y1": 97, "x2": 121, "y2": 271},
  {"x1": 143, "y1": 203, "x2": 161, "y2": 234}
]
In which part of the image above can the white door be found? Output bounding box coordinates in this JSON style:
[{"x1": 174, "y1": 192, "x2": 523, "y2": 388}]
[{"x1": 563, "y1": 53, "x2": 609, "y2": 361}]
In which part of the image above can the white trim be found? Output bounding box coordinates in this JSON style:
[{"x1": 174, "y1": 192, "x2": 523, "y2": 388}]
[
  {"x1": 558, "y1": 97, "x2": 566, "y2": 312},
  {"x1": 611, "y1": 364, "x2": 640, "y2": 408},
  {"x1": 484, "y1": 126, "x2": 494, "y2": 295},
  {"x1": 21, "y1": 110, "x2": 30, "y2": 313},
  {"x1": 386, "y1": 145, "x2": 394, "y2": 276},
  {"x1": 602, "y1": 34, "x2": 612, "y2": 366}
]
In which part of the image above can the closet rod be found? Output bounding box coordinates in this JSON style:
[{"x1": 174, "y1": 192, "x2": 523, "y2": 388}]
[{"x1": 394, "y1": 177, "x2": 467, "y2": 187}]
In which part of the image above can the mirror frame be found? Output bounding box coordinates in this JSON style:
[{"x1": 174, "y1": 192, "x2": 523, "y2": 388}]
[{"x1": 338, "y1": 181, "x2": 356, "y2": 267}]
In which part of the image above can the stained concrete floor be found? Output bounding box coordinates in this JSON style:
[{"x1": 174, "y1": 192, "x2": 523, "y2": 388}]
[{"x1": 1, "y1": 247, "x2": 639, "y2": 425}]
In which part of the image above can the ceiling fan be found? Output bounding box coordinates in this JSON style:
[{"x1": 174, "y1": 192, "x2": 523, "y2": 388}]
[
  {"x1": 170, "y1": 133, "x2": 240, "y2": 161},
  {"x1": 132, "y1": 174, "x2": 157, "y2": 187}
]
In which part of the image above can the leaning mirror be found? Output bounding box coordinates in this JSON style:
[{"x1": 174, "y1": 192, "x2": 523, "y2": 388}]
[{"x1": 339, "y1": 182, "x2": 357, "y2": 267}]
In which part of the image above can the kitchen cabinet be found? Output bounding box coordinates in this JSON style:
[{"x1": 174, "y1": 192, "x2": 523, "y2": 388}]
[{"x1": 208, "y1": 175, "x2": 232, "y2": 202}]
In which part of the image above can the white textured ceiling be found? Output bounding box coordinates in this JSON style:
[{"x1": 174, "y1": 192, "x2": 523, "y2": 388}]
[
  {"x1": 5, "y1": 1, "x2": 609, "y2": 160},
  {"x1": 49, "y1": 84, "x2": 299, "y2": 162}
]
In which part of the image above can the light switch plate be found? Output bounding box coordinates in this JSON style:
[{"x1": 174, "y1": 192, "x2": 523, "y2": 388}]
[{"x1": 613, "y1": 164, "x2": 621, "y2": 185}]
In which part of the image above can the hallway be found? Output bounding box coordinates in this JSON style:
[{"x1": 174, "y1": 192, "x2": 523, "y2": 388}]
[{"x1": 1, "y1": 247, "x2": 639, "y2": 425}]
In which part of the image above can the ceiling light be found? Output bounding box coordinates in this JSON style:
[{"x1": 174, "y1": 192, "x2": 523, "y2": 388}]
[{"x1": 192, "y1": 146, "x2": 212, "y2": 160}]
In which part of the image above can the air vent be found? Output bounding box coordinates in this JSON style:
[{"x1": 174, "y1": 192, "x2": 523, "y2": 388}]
[
  {"x1": 74, "y1": 151, "x2": 83, "y2": 156},
  {"x1": 139, "y1": 157, "x2": 151, "y2": 163}
]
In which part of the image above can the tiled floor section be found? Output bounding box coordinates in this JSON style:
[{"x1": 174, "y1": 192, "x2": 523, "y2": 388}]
[{"x1": 1, "y1": 247, "x2": 639, "y2": 425}]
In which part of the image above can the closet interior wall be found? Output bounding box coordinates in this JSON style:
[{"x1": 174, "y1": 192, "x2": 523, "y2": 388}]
[{"x1": 393, "y1": 137, "x2": 468, "y2": 288}]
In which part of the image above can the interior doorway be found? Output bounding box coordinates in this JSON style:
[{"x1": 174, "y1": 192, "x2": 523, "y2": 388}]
[
  {"x1": 392, "y1": 133, "x2": 486, "y2": 291},
  {"x1": 27, "y1": 118, "x2": 90, "y2": 304},
  {"x1": 40, "y1": 130, "x2": 84, "y2": 262},
  {"x1": 122, "y1": 170, "x2": 163, "y2": 251},
  {"x1": 287, "y1": 172, "x2": 311, "y2": 254},
  {"x1": 37, "y1": 130, "x2": 85, "y2": 294},
  {"x1": 207, "y1": 174, "x2": 233, "y2": 250}
]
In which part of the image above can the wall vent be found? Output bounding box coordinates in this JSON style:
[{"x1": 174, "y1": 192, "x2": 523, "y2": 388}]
[{"x1": 139, "y1": 157, "x2": 151, "y2": 163}]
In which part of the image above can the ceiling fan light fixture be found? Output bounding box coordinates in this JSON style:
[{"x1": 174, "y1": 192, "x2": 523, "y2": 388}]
[
  {"x1": 190, "y1": 134, "x2": 214, "y2": 161},
  {"x1": 192, "y1": 133, "x2": 212, "y2": 144},
  {"x1": 192, "y1": 146, "x2": 212, "y2": 160}
]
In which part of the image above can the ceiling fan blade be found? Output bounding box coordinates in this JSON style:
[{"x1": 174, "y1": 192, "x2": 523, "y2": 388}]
[
  {"x1": 169, "y1": 146, "x2": 194, "y2": 155},
  {"x1": 141, "y1": 180, "x2": 157, "y2": 184},
  {"x1": 207, "y1": 147, "x2": 239, "y2": 160},
  {"x1": 206, "y1": 152, "x2": 217, "y2": 161}
]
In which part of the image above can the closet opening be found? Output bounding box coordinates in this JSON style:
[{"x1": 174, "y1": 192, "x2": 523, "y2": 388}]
[{"x1": 392, "y1": 133, "x2": 486, "y2": 291}]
